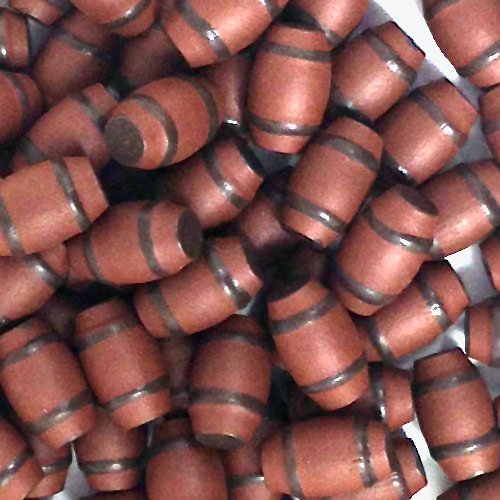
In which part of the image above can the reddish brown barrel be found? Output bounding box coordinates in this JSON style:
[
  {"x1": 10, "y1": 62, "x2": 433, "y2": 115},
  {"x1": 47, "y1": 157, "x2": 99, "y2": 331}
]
[
  {"x1": 67, "y1": 200, "x2": 202, "y2": 287},
  {"x1": 10, "y1": 0, "x2": 72, "y2": 25},
  {"x1": 12, "y1": 83, "x2": 118, "y2": 172},
  {"x1": 333, "y1": 185, "x2": 437, "y2": 316},
  {"x1": 439, "y1": 469, "x2": 500, "y2": 499},
  {"x1": 0, "y1": 156, "x2": 108, "y2": 256},
  {"x1": 328, "y1": 22, "x2": 425, "y2": 123},
  {"x1": 357, "y1": 261, "x2": 469, "y2": 363},
  {"x1": 75, "y1": 409, "x2": 145, "y2": 491},
  {"x1": 248, "y1": 23, "x2": 332, "y2": 154},
  {"x1": 0, "y1": 71, "x2": 41, "y2": 145},
  {"x1": 158, "y1": 138, "x2": 264, "y2": 229},
  {"x1": 0, "y1": 9, "x2": 30, "y2": 69},
  {"x1": 285, "y1": 0, "x2": 369, "y2": 48},
  {"x1": 481, "y1": 232, "x2": 500, "y2": 292},
  {"x1": 146, "y1": 417, "x2": 227, "y2": 500},
  {"x1": 268, "y1": 276, "x2": 368, "y2": 410},
  {"x1": 480, "y1": 85, "x2": 500, "y2": 165},
  {"x1": 422, "y1": 160, "x2": 500, "y2": 259},
  {"x1": 134, "y1": 236, "x2": 263, "y2": 338},
  {"x1": 163, "y1": 0, "x2": 288, "y2": 68},
  {"x1": 0, "y1": 318, "x2": 96, "y2": 448},
  {"x1": 282, "y1": 117, "x2": 383, "y2": 248},
  {"x1": 262, "y1": 416, "x2": 391, "y2": 498},
  {"x1": 33, "y1": 11, "x2": 116, "y2": 107},
  {"x1": 0, "y1": 244, "x2": 68, "y2": 327},
  {"x1": 105, "y1": 76, "x2": 224, "y2": 170},
  {"x1": 424, "y1": 0, "x2": 500, "y2": 87},
  {"x1": 75, "y1": 299, "x2": 171, "y2": 429},
  {"x1": 26, "y1": 436, "x2": 71, "y2": 499},
  {"x1": 71, "y1": 0, "x2": 156, "y2": 37},
  {"x1": 190, "y1": 315, "x2": 271, "y2": 449},
  {"x1": 414, "y1": 348, "x2": 500, "y2": 481},
  {"x1": 0, "y1": 418, "x2": 43, "y2": 500},
  {"x1": 378, "y1": 79, "x2": 477, "y2": 185}
]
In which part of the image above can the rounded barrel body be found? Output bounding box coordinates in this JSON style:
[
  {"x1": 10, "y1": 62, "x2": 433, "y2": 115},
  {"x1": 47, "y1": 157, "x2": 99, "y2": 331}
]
[{"x1": 0, "y1": 9, "x2": 29, "y2": 69}]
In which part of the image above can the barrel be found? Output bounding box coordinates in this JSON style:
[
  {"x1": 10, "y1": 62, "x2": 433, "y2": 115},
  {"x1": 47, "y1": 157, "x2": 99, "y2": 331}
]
[
  {"x1": 0, "y1": 418, "x2": 43, "y2": 500},
  {"x1": 0, "y1": 9, "x2": 29, "y2": 68},
  {"x1": 163, "y1": 0, "x2": 288, "y2": 68},
  {"x1": 480, "y1": 85, "x2": 500, "y2": 165},
  {"x1": 12, "y1": 83, "x2": 118, "y2": 172},
  {"x1": 67, "y1": 200, "x2": 202, "y2": 287},
  {"x1": 75, "y1": 299, "x2": 170, "y2": 429},
  {"x1": 481, "y1": 231, "x2": 500, "y2": 292},
  {"x1": 0, "y1": 156, "x2": 108, "y2": 256},
  {"x1": 71, "y1": 0, "x2": 156, "y2": 37},
  {"x1": 268, "y1": 275, "x2": 368, "y2": 410},
  {"x1": 75, "y1": 409, "x2": 145, "y2": 491},
  {"x1": 10, "y1": 0, "x2": 72, "y2": 25},
  {"x1": 262, "y1": 415, "x2": 391, "y2": 498},
  {"x1": 134, "y1": 236, "x2": 263, "y2": 338},
  {"x1": 0, "y1": 71, "x2": 41, "y2": 145},
  {"x1": 328, "y1": 21, "x2": 425, "y2": 124},
  {"x1": 26, "y1": 435, "x2": 71, "y2": 499},
  {"x1": 357, "y1": 261, "x2": 469, "y2": 363},
  {"x1": 422, "y1": 160, "x2": 500, "y2": 259},
  {"x1": 105, "y1": 76, "x2": 224, "y2": 170},
  {"x1": 158, "y1": 138, "x2": 264, "y2": 229},
  {"x1": 0, "y1": 318, "x2": 96, "y2": 448},
  {"x1": 423, "y1": 0, "x2": 500, "y2": 87},
  {"x1": 248, "y1": 23, "x2": 331, "y2": 154},
  {"x1": 333, "y1": 185, "x2": 437, "y2": 316},
  {"x1": 414, "y1": 348, "x2": 500, "y2": 481},
  {"x1": 439, "y1": 469, "x2": 500, "y2": 499},
  {"x1": 146, "y1": 417, "x2": 228, "y2": 500},
  {"x1": 0, "y1": 244, "x2": 68, "y2": 327},
  {"x1": 33, "y1": 11, "x2": 116, "y2": 107},
  {"x1": 282, "y1": 117, "x2": 383, "y2": 248},
  {"x1": 189, "y1": 315, "x2": 271, "y2": 449},
  {"x1": 378, "y1": 79, "x2": 477, "y2": 185}
]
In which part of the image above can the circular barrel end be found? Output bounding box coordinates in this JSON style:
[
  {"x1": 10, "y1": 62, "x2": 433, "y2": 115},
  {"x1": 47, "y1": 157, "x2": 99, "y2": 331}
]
[
  {"x1": 178, "y1": 210, "x2": 203, "y2": 260},
  {"x1": 105, "y1": 117, "x2": 145, "y2": 168}
]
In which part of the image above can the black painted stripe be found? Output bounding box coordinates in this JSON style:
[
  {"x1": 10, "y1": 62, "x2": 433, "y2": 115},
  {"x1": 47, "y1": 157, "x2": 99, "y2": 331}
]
[
  {"x1": 46, "y1": 0, "x2": 73, "y2": 13},
  {"x1": 490, "y1": 305, "x2": 500, "y2": 367},
  {"x1": 41, "y1": 455, "x2": 72, "y2": 476},
  {"x1": 458, "y1": 41, "x2": 500, "y2": 79},
  {"x1": 456, "y1": 163, "x2": 500, "y2": 227},
  {"x1": 364, "y1": 30, "x2": 417, "y2": 85},
  {"x1": 53, "y1": 29, "x2": 111, "y2": 64},
  {"x1": 425, "y1": 0, "x2": 462, "y2": 21},
  {"x1": 354, "y1": 417, "x2": 377, "y2": 488},
  {"x1": 301, "y1": 353, "x2": 367, "y2": 395},
  {"x1": 431, "y1": 426, "x2": 499, "y2": 461},
  {"x1": 175, "y1": 0, "x2": 231, "y2": 61},
  {"x1": 270, "y1": 293, "x2": 337, "y2": 335},
  {"x1": 0, "y1": 12, "x2": 8, "y2": 67},
  {"x1": 0, "y1": 193, "x2": 23, "y2": 257},
  {"x1": 364, "y1": 317, "x2": 399, "y2": 364},
  {"x1": 464, "y1": 308, "x2": 471, "y2": 356},
  {"x1": 483, "y1": 117, "x2": 500, "y2": 136},
  {"x1": 76, "y1": 317, "x2": 139, "y2": 352},
  {"x1": 282, "y1": 426, "x2": 304, "y2": 498},
  {"x1": 329, "y1": 82, "x2": 371, "y2": 124},
  {"x1": 146, "y1": 283, "x2": 186, "y2": 339},
  {"x1": 415, "y1": 274, "x2": 452, "y2": 331},
  {"x1": 227, "y1": 472, "x2": 265, "y2": 489},
  {"x1": 24, "y1": 390, "x2": 94, "y2": 436},
  {"x1": 261, "y1": 0, "x2": 282, "y2": 19},
  {"x1": 248, "y1": 113, "x2": 319, "y2": 137},
  {"x1": 190, "y1": 388, "x2": 266, "y2": 415},
  {"x1": 201, "y1": 331, "x2": 269, "y2": 350},
  {"x1": 51, "y1": 159, "x2": 92, "y2": 233},
  {"x1": 370, "y1": 364, "x2": 388, "y2": 424},
  {"x1": 0, "y1": 448, "x2": 32, "y2": 489},
  {"x1": 4, "y1": 72, "x2": 30, "y2": 132},
  {"x1": 382, "y1": 150, "x2": 419, "y2": 186},
  {"x1": 148, "y1": 436, "x2": 201, "y2": 460},
  {"x1": 104, "y1": 0, "x2": 152, "y2": 30},
  {"x1": 79, "y1": 457, "x2": 140, "y2": 476},
  {"x1": 286, "y1": 192, "x2": 348, "y2": 235},
  {"x1": 414, "y1": 367, "x2": 480, "y2": 397},
  {"x1": 18, "y1": 136, "x2": 47, "y2": 166},
  {"x1": 128, "y1": 94, "x2": 179, "y2": 166},
  {"x1": 386, "y1": 439, "x2": 411, "y2": 500},
  {"x1": 83, "y1": 230, "x2": 109, "y2": 284},
  {"x1": 314, "y1": 133, "x2": 380, "y2": 174},
  {"x1": 104, "y1": 375, "x2": 169, "y2": 413},
  {"x1": 71, "y1": 91, "x2": 107, "y2": 131},
  {"x1": 260, "y1": 40, "x2": 332, "y2": 63},
  {"x1": 23, "y1": 253, "x2": 65, "y2": 290}
]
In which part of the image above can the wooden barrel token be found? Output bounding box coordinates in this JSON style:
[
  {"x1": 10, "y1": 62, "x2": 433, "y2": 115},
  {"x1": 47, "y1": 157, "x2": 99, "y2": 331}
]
[{"x1": 0, "y1": 9, "x2": 30, "y2": 68}]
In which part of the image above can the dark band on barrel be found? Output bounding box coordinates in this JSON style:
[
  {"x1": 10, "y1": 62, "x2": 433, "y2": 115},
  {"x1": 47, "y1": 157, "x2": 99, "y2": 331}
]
[
  {"x1": 24, "y1": 253, "x2": 65, "y2": 290},
  {"x1": 364, "y1": 317, "x2": 399, "y2": 364},
  {"x1": 301, "y1": 352, "x2": 367, "y2": 395},
  {"x1": 3, "y1": 72, "x2": 30, "y2": 132},
  {"x1": 261, "y1": 0, "x2": 283, "y2": 20},
  {"x1": 490, "y1": 305, "x2": 500, "y2": 367},
  {"x1": 24, "y1": 390, "x2": 94, "y2": 436},
  {"x1": 364, "y1": 29, "x2": 417, "y2": 85},
  {"x1": 425, "y1": 0, "x2": 462, "y2": 21},
  {"x1": 329, "y1": 82, "x2": 371, "y2": 125},
  {"x1": 71, "y1": 91, "x2": 107, "y2": 131},
  {"x1": 227, "y1": 472, "x2": 265, "y2": 489},
  {"x1": 286, "y1": 192, "x2": 348, "y2": 235},
  {"x1": 314, "y1": 133, "x2": 380, "y2": 174},
  {"x1": 18, "y1": 136, "x2": 47, "y2": 166},
  {"x1": 129, "y1": 94, "x2": 179, "y2": 166},
  {"x1": 190, "y1": 388, "x2": 266, "y2": 415},
  {"x1": 0, "y1": 447, "x2": 32, "y2": 489},
  {"x1": 248, "y1": 112, "x2": 320, "y2": 137},
  {"x1": 415, "y1": 274, "x2": 452, "y2": 331},
  {"x1": 46, "y1": 0, "x2": 73, "y2": 13},
  {"x1": 431, "y1": 426, "x2": 499, "y2": 461},
  {"x1": 354, "y1": 417, "x2": 377, "y2": 487},
  {"x1": 458, "y1": 40, "x2": 500, "y2": 78},
  {"x1": 282, "y1": 426, "x2": 304, "y2": 498},
  {"x1": 104, "y1": 0, "x2": 152, "y2": 30},
  {"x1": 483, "y1": 117, "x2": 500, "y2": 136},
  {"x1": 202, "y1": 144, "x2": 249, "y2": 210},
  {"x1": 53, "y1": 29, "x2": 111, "y2": 64},
  {"x1": 201, "y1": 331, "x2": 269, "y2": 350},
  {"x1": 0, "y1": 12, "x2": 8, "y2": 67},
  {"x1": 80, "y1": 457, "x2": 141, "y2": 476},
  {"x1": 41, "y1": 454, "x2": 72, "y2": 476},
  {"x1": 382, "y1": 150, "x2": 419, "y2": 186},
  {"x1": 260, "y1": 40, "x2": 332, "y2": 63},
  {"x1": 386, "y1": 439, "x2": 411, "y2": 500},
  {"x1": 146, "y1": 283, "x2": 186, "y2": 339},
  {"x1": 148, "y1": 436, "x2": 201, "y2": 460},
  {"x1": 414, "y1": 367, "x2": 480, "y2": 397},
  {"x1": 370, "y1": 364, "x2": 388, "y2": 424},
  {"x1": 0, "y1": 193, "x2": 23, "y2": 257},
  {"x1": 83, "y1": 229, "x2": 112, "y2": 285},
  {"x1": 76, "y1": 316, "x2": 139, "y2": 352},
  {"x1": 104, "y1": 375, "x2": 169, "y2": 413},
  {"x1": 456, "y1": 163, "x2": 500, "y2": 227}
]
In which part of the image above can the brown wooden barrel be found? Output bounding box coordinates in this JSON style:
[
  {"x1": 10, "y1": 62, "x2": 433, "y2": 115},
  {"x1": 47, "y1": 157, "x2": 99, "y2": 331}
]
[
  {"x1": 414, "y1": 348, "x2": 500, "y2": 481},
  {"x1": 439, "y1": 469, "x2": 500, "y2": 499},
  {"x1": 105, "y1": 76, "x2": 224, "y2": 170},
  {"x1": 333, "y1": 185, "x2": 437, "y2": 316},
  {"x1": 378, "y1": 79, "x2": 477, "y2": 185},
  {"x1": 480, "y1": 85, "x2": 500, "y2": 166},
  {"x1": 12, "y1": 83, "x2": 118, "y2": 172},
  {"x1": 328, "y1": 21, "x2": 425, "y2": 123},
  {"x1": 75, "y1": 298, "x2": 170, "y2": 429},
  {"x1": 0, "y1": 9, "x2": 30, "y2": 68},
  {"x1": 248, "y1": 23, "x2": 332, "y2": 154},
  {"x1": 10, "y1": 0, "x2": 72, "y2": 25},
  {"x1": 0, "y1": 318, "x2": 96, "y2": 448},
  {"x1": 282, "y1": 117, "x2": 382, "y2": 248},
  {"x1": 134, "y1": 236, "x2": 263, "y2": 338},
  {"x1": 481, "y1": 231, "x2": 500, "y2": 292},
  {"x1": 357, "y1": 261, "x2": 469, "y2": 363},
  {"x1": 422, "y1": 160, "x2": 500, "y2": 259},
  {"x1": 424, "y1": 0, "x2": 500, "y2": 87}
]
